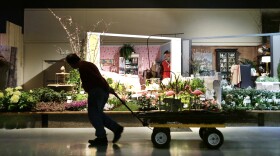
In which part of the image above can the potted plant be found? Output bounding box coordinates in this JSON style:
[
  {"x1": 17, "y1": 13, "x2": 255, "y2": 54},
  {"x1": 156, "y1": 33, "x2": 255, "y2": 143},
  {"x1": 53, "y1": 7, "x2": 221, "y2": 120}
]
[{"x1": 119, "y1": 44, "x2": 135, "y2": 60}]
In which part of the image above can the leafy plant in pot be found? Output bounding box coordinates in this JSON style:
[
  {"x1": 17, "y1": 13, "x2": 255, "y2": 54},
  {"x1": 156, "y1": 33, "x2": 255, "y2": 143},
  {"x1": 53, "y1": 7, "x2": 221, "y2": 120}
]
[{"x1": 119, "y1": 44, "x2": 135, "y2": 60}]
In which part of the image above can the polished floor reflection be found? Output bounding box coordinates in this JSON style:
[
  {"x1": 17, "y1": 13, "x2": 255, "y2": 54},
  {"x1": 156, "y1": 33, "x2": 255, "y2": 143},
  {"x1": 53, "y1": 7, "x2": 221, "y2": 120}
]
[{"x1": 0, "y1": 127, "x2": 280, "y2": 156}]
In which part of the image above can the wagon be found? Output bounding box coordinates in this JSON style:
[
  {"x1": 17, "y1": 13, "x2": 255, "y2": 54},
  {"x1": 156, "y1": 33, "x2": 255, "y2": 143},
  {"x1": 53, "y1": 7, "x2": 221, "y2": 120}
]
[
  {"x1": 112, "y1": 92, "x2": 226, "y2": 149},
  {"x1": 136, "y1": 110, "x2": 227, "y2": 149}
]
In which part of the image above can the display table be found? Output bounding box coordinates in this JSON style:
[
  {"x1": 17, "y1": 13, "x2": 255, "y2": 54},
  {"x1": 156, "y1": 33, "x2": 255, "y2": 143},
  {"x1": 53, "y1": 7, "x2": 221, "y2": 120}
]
[{"x1": 255, "y1": 82, "x2": 280, "y2": 91}]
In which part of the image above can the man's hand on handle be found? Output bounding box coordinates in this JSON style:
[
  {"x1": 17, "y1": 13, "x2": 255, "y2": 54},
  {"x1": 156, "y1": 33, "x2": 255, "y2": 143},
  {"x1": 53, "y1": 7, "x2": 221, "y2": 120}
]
[{"x1": 109, "y1": 87, "x2": 115, "y2": 94}]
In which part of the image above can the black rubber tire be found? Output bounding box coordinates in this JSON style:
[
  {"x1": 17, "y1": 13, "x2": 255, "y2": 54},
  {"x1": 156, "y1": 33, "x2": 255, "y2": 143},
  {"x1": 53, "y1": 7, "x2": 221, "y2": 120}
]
[
  {"x1": 203, "y1": 129, "x2": 224, "y2": 149},
  {"x1": 151, "y1": 128, "x2": 171, "y2": 148},
  {"x1": 200, "y1": 128, "x2": 216, "y2": 140},
  {"x1": 199, "y1": 128, "x2": 206, "y2": 139}
]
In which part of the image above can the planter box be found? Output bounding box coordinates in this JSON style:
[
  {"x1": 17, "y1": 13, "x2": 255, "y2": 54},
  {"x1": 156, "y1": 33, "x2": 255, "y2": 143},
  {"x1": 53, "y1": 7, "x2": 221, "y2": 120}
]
[{"x1": 255, "y1": 82, "x2": 280, "y2": 91}]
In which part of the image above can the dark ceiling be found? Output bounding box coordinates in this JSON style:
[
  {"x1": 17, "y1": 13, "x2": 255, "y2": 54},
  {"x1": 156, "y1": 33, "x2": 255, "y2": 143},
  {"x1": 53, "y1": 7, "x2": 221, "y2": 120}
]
[
  {"x1": 7, "y1": 0, "x2": 280, "y2": 9},
  {"x1": 1, "y1": 0, "x2": 280, "y2": 33}
]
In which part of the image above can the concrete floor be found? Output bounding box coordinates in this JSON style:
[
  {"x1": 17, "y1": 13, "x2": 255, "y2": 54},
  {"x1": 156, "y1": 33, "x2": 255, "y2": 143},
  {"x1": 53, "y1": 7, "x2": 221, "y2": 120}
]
[{"x1": 0, "y1": 127, "x2": 280, "y2": 156}]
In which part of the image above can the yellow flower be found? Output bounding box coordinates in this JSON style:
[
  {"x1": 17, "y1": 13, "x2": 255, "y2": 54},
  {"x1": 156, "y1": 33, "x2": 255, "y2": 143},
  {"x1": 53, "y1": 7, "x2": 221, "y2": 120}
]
[
  {"x1": 0, "y1": 92, "x2": 4, "y2": 98},
  {"x1": 5, "y1": 87, "x2": 13, "y2": 96},
  {"x1": 10, "y1": 95, "x2": 20, "y2": 103},
  {"x1": 5, "y1": 87, "x2": 13, "y2": 92},
  {"x1": 13, "y1": 91, "x2": 21, "y2": 96},
  {"x1": 15, "y1": 86, "x2": 23, "y2": 90}
]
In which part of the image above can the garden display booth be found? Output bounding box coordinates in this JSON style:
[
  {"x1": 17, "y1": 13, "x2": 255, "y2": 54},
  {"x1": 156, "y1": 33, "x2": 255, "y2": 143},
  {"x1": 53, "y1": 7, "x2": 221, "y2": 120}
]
[{"x1": 1, "y1": 32, "x2": 280, "y2": 138}]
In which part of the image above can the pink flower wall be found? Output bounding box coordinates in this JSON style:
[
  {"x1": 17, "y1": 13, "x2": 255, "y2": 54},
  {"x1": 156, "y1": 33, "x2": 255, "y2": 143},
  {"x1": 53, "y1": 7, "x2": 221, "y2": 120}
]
[{"x1": 100, "y1": 45, "x2": 161, "y2": 74}]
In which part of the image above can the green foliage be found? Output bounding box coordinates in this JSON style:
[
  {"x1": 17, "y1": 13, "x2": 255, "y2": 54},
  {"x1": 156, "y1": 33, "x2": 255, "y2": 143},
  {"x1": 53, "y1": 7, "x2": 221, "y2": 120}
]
[
  {"x1": 190, "y1": 77, "x2": 206, "y2": 93},
  {"x1": 239, "y1": 58, "x2": 257, "y2": 68},
  {"x1": 160, "y1": 75, "x2": 191, "y2": 94},
  {"x1": 222, "y1": 88, "x2": 280, "y2": 111},
  {"x1": 109, "y1": 82, "x2": 126, "y2": 95},
  {"x1": 17, "y1": 91, "x2": 37, "y2": 111},
  {"x1": 132, "y1": 94, "x2": 158, "y2": 111},
  {"x1": 107, "y1": 97, "x2": 122, "y2": 108},
  {"x1": 32, "y1": 87, "x2": 67, "y2": 102},
  {"x1": 71, "y1": 93, "x2": 87, "y2": 101},
  {"x1": 106, "y1": 78, "x2": 113, "y2": 85},
  {"x1": 277, "y1": 60, "x2": 280, "y2": 81},
  {"x1": 256, "y1": 76, "x2": 279, "y2": 82},
  {"x1": 119, "y1": 44, "x2": 134, "y2": 60},
  {"x1": 68, "y1": 69, "x2": 81, "y2": 92},
  {"x1": 111, "y1": 101, "x2": 139, "y2": 111}
]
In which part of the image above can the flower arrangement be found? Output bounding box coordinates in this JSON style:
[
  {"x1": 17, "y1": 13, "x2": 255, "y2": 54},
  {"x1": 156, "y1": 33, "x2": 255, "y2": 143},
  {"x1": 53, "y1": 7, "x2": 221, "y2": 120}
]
[
  {"x1": 201, "y1": 99, "x2": 220, "y2": 112},
  {"x1": 158, "y1": 75, "x2": 209, "y2": 110},
  {"x1": 135, "y1": 91, "x2": 158, "y2": 111},
  {"x1": 0, "y1": 86, "x2": 37, "y2": 111},
  {"x1": 65, "y1": 100, "x2": 87, "y2": 111}
]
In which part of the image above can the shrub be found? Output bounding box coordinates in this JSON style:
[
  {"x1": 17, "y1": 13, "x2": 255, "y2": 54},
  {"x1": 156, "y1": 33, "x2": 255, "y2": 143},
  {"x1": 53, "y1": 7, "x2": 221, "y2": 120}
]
[
  {"x1": 0, "y1": 87, "x2": 37, "y2": 112},
  {"x1": 32, "y1": 87, "x2": 67, "y2": 102}
]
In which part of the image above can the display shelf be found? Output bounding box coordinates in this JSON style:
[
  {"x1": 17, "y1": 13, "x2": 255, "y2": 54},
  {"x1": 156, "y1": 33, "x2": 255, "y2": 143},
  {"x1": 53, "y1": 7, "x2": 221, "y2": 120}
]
[
  {"x1": 216, "y1": 49, "x2": 238, "y2": 80},
  {"x1": 119, "y1": 53, "x2": 139, "y2": 75}
]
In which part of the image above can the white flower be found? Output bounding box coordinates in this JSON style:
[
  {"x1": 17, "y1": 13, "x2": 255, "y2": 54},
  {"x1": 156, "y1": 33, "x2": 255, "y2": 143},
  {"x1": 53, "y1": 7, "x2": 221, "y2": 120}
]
[
  {"x1": 243, "y1": 96, "x2": 251, "y2": 105},
  {"x1": 161, "y1": 78, "x2": 170, "y2": 86},
  {"x1": 151, "y1": 83, "x2": 159, "y2": 90},
  {"x1": 10, "y1": 95, "x2": 20, "y2": 103},
  {"x1": 238, "y1": 95, "x2": 243, "y2": 99},
  {"x1": 104, "y1": 103, "x2": 114, "y2": 110},
  {"x1": 29, "y1": 90, "x2": 33, "y2": 93}
]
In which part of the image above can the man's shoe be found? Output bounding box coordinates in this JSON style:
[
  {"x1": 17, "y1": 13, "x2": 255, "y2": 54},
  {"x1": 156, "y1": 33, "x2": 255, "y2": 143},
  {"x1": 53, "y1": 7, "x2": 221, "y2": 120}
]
[
  {"x1": 88, "y1": 137, "x2": 108, "y2": 146},
  {"x1": 113, "y1": 126, "x2": 124, "y2": 143}
]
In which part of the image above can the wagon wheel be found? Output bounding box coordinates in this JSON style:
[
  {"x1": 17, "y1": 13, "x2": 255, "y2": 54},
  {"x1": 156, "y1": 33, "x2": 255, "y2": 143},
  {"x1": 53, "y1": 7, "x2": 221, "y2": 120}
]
[
  {"x1": 199, "y1": 128, "x2": 216, "y2": 140},
  {"x1": 199, "y1": 128, "x2": 206, "y2": 139},
  {"x1": 203, "y1": 128, "x2": 224, "y2": 149},
  {"x1": 151, "y1": 128, "x2": 171, "y2": 148}
]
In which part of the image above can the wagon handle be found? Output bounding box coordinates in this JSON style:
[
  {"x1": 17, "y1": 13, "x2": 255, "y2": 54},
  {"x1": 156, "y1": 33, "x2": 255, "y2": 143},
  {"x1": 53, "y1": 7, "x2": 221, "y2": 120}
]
[{"x1": 110, "y1": 89, "x2": 147, "y2": 126}]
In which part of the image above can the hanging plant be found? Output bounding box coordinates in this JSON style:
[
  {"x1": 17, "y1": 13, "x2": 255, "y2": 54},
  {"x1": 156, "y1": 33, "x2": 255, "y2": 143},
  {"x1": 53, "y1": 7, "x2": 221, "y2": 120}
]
[{"x1": 119, "y1": 44, "x2": 134, "y2": 60}]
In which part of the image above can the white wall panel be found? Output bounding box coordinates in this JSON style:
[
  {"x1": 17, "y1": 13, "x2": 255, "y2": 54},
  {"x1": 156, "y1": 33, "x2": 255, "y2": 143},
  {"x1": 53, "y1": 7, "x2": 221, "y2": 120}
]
[{"x1": 24, "y1": 8, "x2": 262, "y2": 89}]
